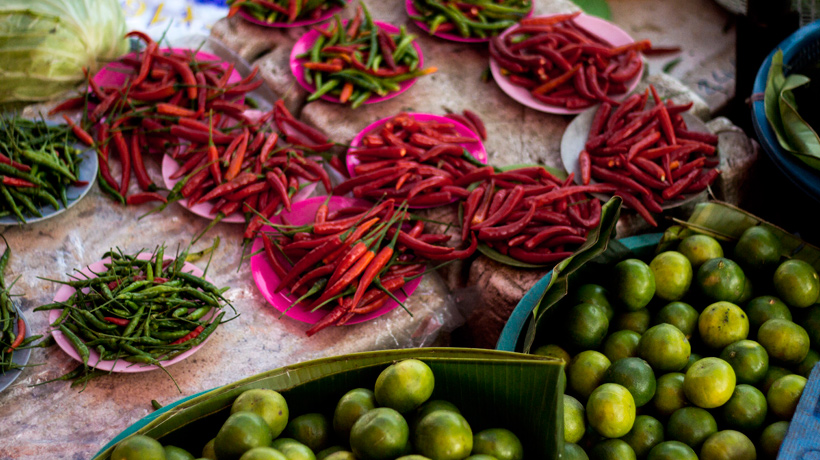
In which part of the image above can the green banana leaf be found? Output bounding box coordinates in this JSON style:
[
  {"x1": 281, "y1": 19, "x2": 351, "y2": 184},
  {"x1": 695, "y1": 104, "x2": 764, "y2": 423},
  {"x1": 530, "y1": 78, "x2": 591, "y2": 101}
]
[
  {"x1": 520, "y1": 196, "x2": 622, "y2": 353},
  {"x1": 92, "y1": 348, "x2": 564, "y2": 460}
]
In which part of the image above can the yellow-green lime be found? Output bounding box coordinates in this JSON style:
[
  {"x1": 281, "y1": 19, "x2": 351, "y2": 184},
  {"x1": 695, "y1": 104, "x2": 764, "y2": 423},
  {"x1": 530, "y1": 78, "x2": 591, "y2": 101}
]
[
  {"x1": 666, "y1": 407, "x2": 718, "y2": 450},
  {"x1": 564, "y1": 394, "x2": 586, "y2": 444},
  {"x1": 239, "y1": 448, "x2": 289, "y2": 460},
  {"x1": 678, "y1": 234, "x2": 724, "y2": 270},
  {"x1": 414, "y1": 411, "x2": 473, "y2": 460},
  {"x1": 620, "y1": 415, "x2": 664, "y2": 458},
  {"x1": 532, "y1": 344, "x2": 571, "y2": 364},
  {"x1": 603, "y1": 357, "x2": 656, "y2": 407},
  {"x1": 215, "y1": 412, "x2": 274, "y2": 460},
  {"x1": 699, "y1": 430, "x2": 756, "y2": 460},
  {"x1": 111, "y1": 435, "x2": 166, "y2": 460},
  {"x1": 471, "y1": 428, "x2": 523, "y2": 460},
  {"x1": 285, "y1": 414, "x2": 330, "y2": 453},
  {"x1": 654, "y1": 301, "x2": 698, "y2": 338},
  {"x1": 733, "y1": 226, "x2": 781, "y2": 272},
  {"x1": 563, "y1": 303, "x2": 610, "y2": 350},
  {"x1": 697, "y1": 258, "x2": 746, "y2": 303},
  {"x1": 165, "y1": 445, "x2": 195, "y2": 460},
  {"x1": 322, "y1": 452, "x2": 356, "y2": 460},
  {"x1": 647, "y1": 441, "x2": 698, "y2": 460},
  {"x1": 333, "y1": 388, "x2": 376, "y2": 439},
  {"x1": 759, "y1": 421, "x2": 789, "y2": 460},
  {"x1": 562, "y1": 443, "x2": 590, "y2": 460},
  {"x1": 411, "y1": 399, "x2": 461, "y2": 433},
  {"x1": 721, "y1": 384, "x2": 767, "y2": 433},
  {"x1": 586, "y1": 383, "x2": 636, "y2": 438},
  {"x1": 767, "y1": 374, "x2": 807, "y2": 420},
  {"x1": 374, "y1": 359, "x2": 434, "y2": 413},
  {"x1": 202, "y1": 439, "x2": 216, "y2": 460},
  {"x1": 602, "y1": 330, "x2": 641, "y2": 363},
  {"x1": 463, "y1": 456, "x2": 496, "y2": 460},
  {"x1": 797, "y1": 349, "x2": 820, "y2": 377},
  {"x1": 349, "y1": 408, "x2": 409, "y2": 460},
  {"x1": 773, "y1": 259, "x2": 820, "y2": 308},
  {"x1": 589, "y1": 439, "x2": 636, "y2": 460},
  {"x1": 760, "y1": 366, "x2": 792, "y2": 394},
  {"x1": 800, "y1": 305, "x2": 820, "y2": 347},
  {"x1": 612, "y1": 308, "x2": 651, "y2": 335},
  {"x1": 316, "y1": 447, "x2": 344, "y2": 460},
  {"x1": 745, "y1": 296, "x2": 792, "y2": 334},
  {"x1": 698, "y1": 301, "x2": 749, "y2": 349},
  {"x1": 650, "y1": 251, "x2": 693, "y2": 301},
  {"x1": 573, "y1": 284, "x2": 615, "y2": 321},
  {"x1": 720, "y1": 340, "x2": 769, "y2": 385},
  {"x1": 567, "y1": 351, "x2": 611, "y2": 400},
  {"x1": 232, "y1": 389, "x2": 290, "y2": 438},
  {"x1": 684, "y1": 357, "x2": 736, "y2": 409},
  {"x1": 639, "y1": 324, "x2": 691, "y2": 372},
  {"x1": 396, "y1": 457, "x2": 432, "y2": 460},
  {"x1": 652, "y1": 373, "x2": 688, "y2": 418},
  {"x1": 270, "y1": 439, "x2": 316, "y2": 460},
  {"x1": 758, "y1": 318, "x2": 810, "y2": 364},
  {"x1": 612, "y1": 259, "x2": 656, "y2": 311}
]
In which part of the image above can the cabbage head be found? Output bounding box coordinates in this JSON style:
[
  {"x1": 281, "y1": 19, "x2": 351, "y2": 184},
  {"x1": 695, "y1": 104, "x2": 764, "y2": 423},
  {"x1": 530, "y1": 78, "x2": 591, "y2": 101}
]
[{"x1": 0, "y1": 0, "x2": 128, "y2": 104}]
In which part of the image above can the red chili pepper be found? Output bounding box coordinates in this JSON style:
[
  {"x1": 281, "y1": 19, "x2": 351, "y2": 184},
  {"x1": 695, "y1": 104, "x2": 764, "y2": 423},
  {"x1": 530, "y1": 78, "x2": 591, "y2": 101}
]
[
  {"x1": 613, "y1": 190, "x2": 657, "y2": 226},
  {"x1": 48, "y1": 96, "x2": 85, "y2": 115},
  {"x1": 0, "y1": 154, "x2": 31, "y2": 173},
  {"x1": 661, "y1": 168, "x2": 701, "y2": 200},
  {"x1": 579, "y1": 150, "x2": 592, "y2": 185},
  {"x1": 266, "y1": 169, "x2": 291, "y2": 212},
  {"x1": 103, "y1": 317, "x2": 131, "y2": 327},
  {"x1": 6, "y1": 318, "x2": 25, "y2": 353},
  {"x1": 126, "y1": 192, "x2": 167, "y2": 205},
  {"x1": 171, "y1": 326, "x2": 205, "y2": 345},
  {"x1": 1, "y1": 176, "x2": 35, "y2": 188},
  {"x1": 477, "y1": 202, "x2": 537, "y2": 241},
  {"x1": 130, "y1": 131, "x2": 155, "y2": 191},
  {"x1": 61, "y1": 114, "x2": 94, "y2": 146},
  {"x1": 196, "y1": 171, "x2": 257, "y2": 205},
  {"x1": 274, "y1": 236, "x2": 346, "y2": 293},
  {"x1": 306, "y1": 303, "x2": 349, "y2": 337},
  {"x1": 590, "y1": 165, "x2": 649, "y2": 196}
]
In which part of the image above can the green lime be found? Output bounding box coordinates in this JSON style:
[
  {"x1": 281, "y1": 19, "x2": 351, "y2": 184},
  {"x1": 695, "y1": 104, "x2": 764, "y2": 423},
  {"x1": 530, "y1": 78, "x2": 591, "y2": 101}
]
[
  {"x1": 285, "y1": 413, "x2": 330, "y2": 453},
  {"x1": 683, "y1": 353, "x2": 702, "y2": 373},
  {"x1": 321, "y1": 452, "x2": 356, "y2": 460},
  {"x1": 414, "y1": 411, "x2": 473, "y2": 460},
  {"x1": 666, "y1": 407, "x2": 718, "y2": 450},
  {"x1": 650, "y1": 251, "x2": 693, "y2": 301},
  {"x1": 165, "y1": 446, "x2": 195, "y2": 460},
  {"x1": 733, "y1": 226, "x2": 781, "y2": 272},
  {"x1": 349, "y1": 408, "x2": 409, "y2": 460},
  {"x1": 652, "y1": 373, "x2": 688, "y2": 418},
  {"x1": 767, "y1": 374, "x2": 807, "y2": 420},
  {"x1": 563, "y1": 303, "x2": 610, "y2": 350},
  {"x1": 567, "y1": 351, "x2": 611, "y2": 400},
  {"x1": 396, "y1": 457, "x2": 432, "y2": 460},
  {"x1": 757, "y1": 319, "x2": 810, "y2": 364},
  {"x1": 745, "y1": 296, "x2": 792, "y2": 334},
  {"x1": 463, "y1": 457, "x2": 495, "y2": 460},
  {"x1": 638, "y1": 324, "x2": 690, "y2": 372},
  {"x1": 411, "y1": 399, "x2": 461, "y2": 433},
  {"x1": 620, "y1": 415, "x2": 664, "y2": 458},
  {"x1": 562, "y1": 443, "x2": 590, "y2": 460},
  {"x1": 573, "y1": 284, "x2": 616, "y2": 321},
  {"x1": 612, "y1": 259, "x2": 656, "y2": 311},
  {"x1": 797, "y1": 349, "x2": 820, "y2": 377},
  {"x1": 232, "y1": 389, "x2": 290, "y2": 438},
  {"x1": 799, "y1": 305, "x2": 820, "y2": 348},
  {"x1": 721, "y1": 384, "x2": 767, "y2": 433},
  {"x1": 684, "y1": 357, "x2": 736, "y2": 409},
  {"x1": 111, "y1": 435, "x2": 165, "y2": 460},
  {"x1": 202, "y1": 439, "x2": 217, "y2": 460},
  {"x1": 760, "y1": 366, "x2": 792, "y2": 394},
  {"x1": 316, "y1": 447, "x2": 344, "y2": 460},
  {"x1": 759, "y1": 421, "x2": 789, "y2": 460},
  {"x1": 678, "y1": 234, "x2": 724, "y2": 271},
  {"x1": 374, "y1": 359, "x2": 434, "y2": 413},
  {"x1": 532, "y1": 344, "x2": 571, "y2": 364},
  {"x1": 698, "y1": 301, "x2": 749, "y2": 349},
  {"x1": 653, "y1": 301, "x2": 698, "y2": 338},
  {"x1": 270, "y1": 439, "x2": 316, "y2": 460},
  {"x1": 215, "y1": 412, "x2": 274, "y2": 460},
  {"x1": 612, "y1": 309, "x2": 652, "y2": 335},
  {"x1": 720, "y1": 340, "x2": 769, "y2": 385},
  {"x1": 471, "y1": 428, "x2": 523, "y2": 460},
  {"x1": 586, "y1": 383, "x2": 636, "y2": 438},
  {"x1": 602, "y1": 330, "x2": 641, "y2": 363},
  {"x1": 697, "y1": 258, "x2": 746, "y2": 303},
  {"x1": 603, "y1": 357, "x2": 656, "y2": 407},
  {"x1": 333, "y1": 388, "x2": 376, "y2": 439},
  {"x1": 589, "y1": 439, "x2": 636, "y2": 460},
  {"x1": 239, "y1": 448, "x2": 289, "y2": 460},
  {"x1": 773, "y1": 259, "x2": 820, "y2": 308},
  {"x1": 564, "y1": 394, "x2": 586, "y2": 444},
  {"x1": 647, "y1": 441, "x2": 698, "y2": 460},
  {"x1": 699, "y1": 430, "x2": 756, "y2": 460}
]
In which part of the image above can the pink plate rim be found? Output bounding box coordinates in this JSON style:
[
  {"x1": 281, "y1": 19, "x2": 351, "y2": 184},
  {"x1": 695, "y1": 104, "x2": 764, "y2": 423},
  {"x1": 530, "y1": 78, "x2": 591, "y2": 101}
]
[
  {"x1": 48, "y1": 253, "x2": 218, "y2": 373},
  {"x1": 237, "y1": 0, "x2": 350, "y2": 28},
  {"x1": 489, "y1": 13, "x2": 642, "y2": 115},
  {"x1": 405, "y1": 0, "x2": 534, "y2": 43},
  {"x1": 250, "y1": 196, "x2": 422, "y2": 325},
  {"x1": 290, "y1": 21, "x2": 424, "y2": 105}
]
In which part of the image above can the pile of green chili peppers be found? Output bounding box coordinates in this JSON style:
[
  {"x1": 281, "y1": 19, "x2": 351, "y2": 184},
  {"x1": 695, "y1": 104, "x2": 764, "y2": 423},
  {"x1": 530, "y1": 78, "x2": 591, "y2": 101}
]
[
  {"x1": 35, "y1": 242, "x2": 232, "y2": 389},
  {"x1": 410, "y1": 0, "x2": 532, "y2": 39},
  {"x1": 0, "y1": 117, "x2": 87, "y2": 223}
]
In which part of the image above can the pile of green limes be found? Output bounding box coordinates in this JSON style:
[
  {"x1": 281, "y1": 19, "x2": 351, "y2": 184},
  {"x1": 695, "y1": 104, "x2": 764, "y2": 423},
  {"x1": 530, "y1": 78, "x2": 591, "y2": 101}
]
[
  {"x1": 535, "y1": 226, "x2": 819, "y2": 460},
  {"x1": 109, "y1": 359, "x2": 525, "y2": 460}
]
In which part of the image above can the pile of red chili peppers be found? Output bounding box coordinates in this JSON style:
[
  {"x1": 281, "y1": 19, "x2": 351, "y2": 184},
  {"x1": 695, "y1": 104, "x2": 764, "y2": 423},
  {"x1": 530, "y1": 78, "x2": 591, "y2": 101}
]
[
  {"x1": 261, "y1": 199, "x2": 472, "y2": 335},
  {"x1": 491, "y1": 12, "x2": 648, "y2": 109},
  {"x1": 336, "y1": 112, "x2": 487, "y2": 205},
  {"x1": 580, "y1": 85, "x2": 720, "y2": 226}
]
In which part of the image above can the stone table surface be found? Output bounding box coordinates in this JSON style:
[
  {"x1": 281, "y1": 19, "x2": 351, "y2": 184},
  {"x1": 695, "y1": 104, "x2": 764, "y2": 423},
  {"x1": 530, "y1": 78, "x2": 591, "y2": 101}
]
[{"x1": 0, "y1": 1, "x2": 741, "y2": 459}]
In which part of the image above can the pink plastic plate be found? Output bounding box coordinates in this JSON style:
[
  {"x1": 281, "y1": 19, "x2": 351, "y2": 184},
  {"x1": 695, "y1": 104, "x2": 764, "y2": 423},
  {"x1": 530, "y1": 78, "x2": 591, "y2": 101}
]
[
  {"x1": 290, "y1": 21, "x2": 424, "y2": 105},
  {"x1": 250, "y1": 196, "x2": 423, "y2": 324},
  {"x1": 49, "y1": 253, "x2": 218, "y2": 373},
  {"x1": 405, "y1": 0, "x2": 533, "y2": 43},
  {"x1": 345, "y1": 113, "x2": 488, "y2": 208},
  {"x1": 237, "y1": 0, "x2": 350, "y2": 28},
  {"x1": 489, "y1": 13, "x2": 642, "y2": 115}
]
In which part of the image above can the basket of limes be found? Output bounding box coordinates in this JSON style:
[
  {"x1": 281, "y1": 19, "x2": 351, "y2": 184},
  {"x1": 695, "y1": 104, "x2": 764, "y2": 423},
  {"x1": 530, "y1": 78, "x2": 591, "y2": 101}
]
[
  {"x1": 93, "y1": 348, "x2": 563, "y2": 460},
  {"x1": 498, "y1": 200, "x2": 820, "y2": 459}
]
